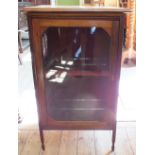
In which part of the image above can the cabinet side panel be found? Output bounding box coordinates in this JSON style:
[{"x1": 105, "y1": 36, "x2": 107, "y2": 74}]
[{"x1": 27, "y1": 16, "x2": 48, "y2": 127}]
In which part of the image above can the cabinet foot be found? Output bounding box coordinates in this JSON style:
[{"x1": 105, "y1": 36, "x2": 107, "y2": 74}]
[
  {"x1": 111, "y1": 144, "x2": 115, "y2": 152},
  {"x1": 39, "y1": 127, "x2": 45, "y2": 150},
  {"x1": 111, "y1": 127, "x2": 116, "y2": 152},
  {"x1": 41, "y1": 144, "x2": 45, "y2": 151}
]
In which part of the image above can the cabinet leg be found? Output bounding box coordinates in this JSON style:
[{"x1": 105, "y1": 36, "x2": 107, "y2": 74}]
[
  {"x1": 39, "y1": 127, "x2": 45, "y2": 150},
  {"x1": 18, "y1": 54, "x2": 22, "y2": 65},
  {"x1": 111, "y1": 127, "x2": 116, "y2": 151}
]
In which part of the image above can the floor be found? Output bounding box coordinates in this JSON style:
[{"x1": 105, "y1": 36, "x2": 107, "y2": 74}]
[
  {"x1": 18, "y1": 46, "x2": 136, "y2": 155},
  {"x1": 18, "y1": 122, "x2": 135, "y2": 155}
]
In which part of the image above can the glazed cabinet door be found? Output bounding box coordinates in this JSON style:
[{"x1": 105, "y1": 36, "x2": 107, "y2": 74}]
[{"x1": 28, "y1": 15, "x2": 121, "y2": 128}]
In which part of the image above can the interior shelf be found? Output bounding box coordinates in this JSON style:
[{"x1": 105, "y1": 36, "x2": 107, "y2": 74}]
[{"x1": 45, "y1": 76, "x2": 113, "y2": 121}]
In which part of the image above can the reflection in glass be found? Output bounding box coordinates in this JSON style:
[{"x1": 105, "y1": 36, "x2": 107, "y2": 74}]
[{"x1": 42, "y1": 27, "x2": 112, "y2": 121}]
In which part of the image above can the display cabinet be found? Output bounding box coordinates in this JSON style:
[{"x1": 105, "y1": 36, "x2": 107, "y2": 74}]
[{"x1": 24, "y1": 5, "x2": 130, "y2": 151}]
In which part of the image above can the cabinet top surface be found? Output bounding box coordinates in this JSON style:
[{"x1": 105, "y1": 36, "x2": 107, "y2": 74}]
[{"x1": 24, "y1": 5, "x2": 131, "y2": 13}]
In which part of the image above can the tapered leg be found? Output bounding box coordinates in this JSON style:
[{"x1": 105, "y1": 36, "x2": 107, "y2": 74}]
[
  {"x1": 18, "y1": 54, "x2": 22, "y2": 65},
  {"x1": 111, "y1": 126, "x2": 116, "y2": 151},
  {"x1": 39, "y1": 127, "x2": 45, "y2": 150}
]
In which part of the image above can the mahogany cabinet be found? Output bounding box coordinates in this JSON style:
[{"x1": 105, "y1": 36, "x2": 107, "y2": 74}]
[{"x1": 24, "y1": 5, "x2": 130, "y2": 151}]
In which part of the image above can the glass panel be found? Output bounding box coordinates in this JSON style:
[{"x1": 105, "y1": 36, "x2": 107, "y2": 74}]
[{"x1": 42, "y1": 27, "x2": 112, "y2": 121}]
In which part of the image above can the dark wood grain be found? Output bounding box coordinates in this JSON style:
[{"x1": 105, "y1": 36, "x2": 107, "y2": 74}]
[{"x1": 26, "y1": 6, "x2": 127, "y2": 151}]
